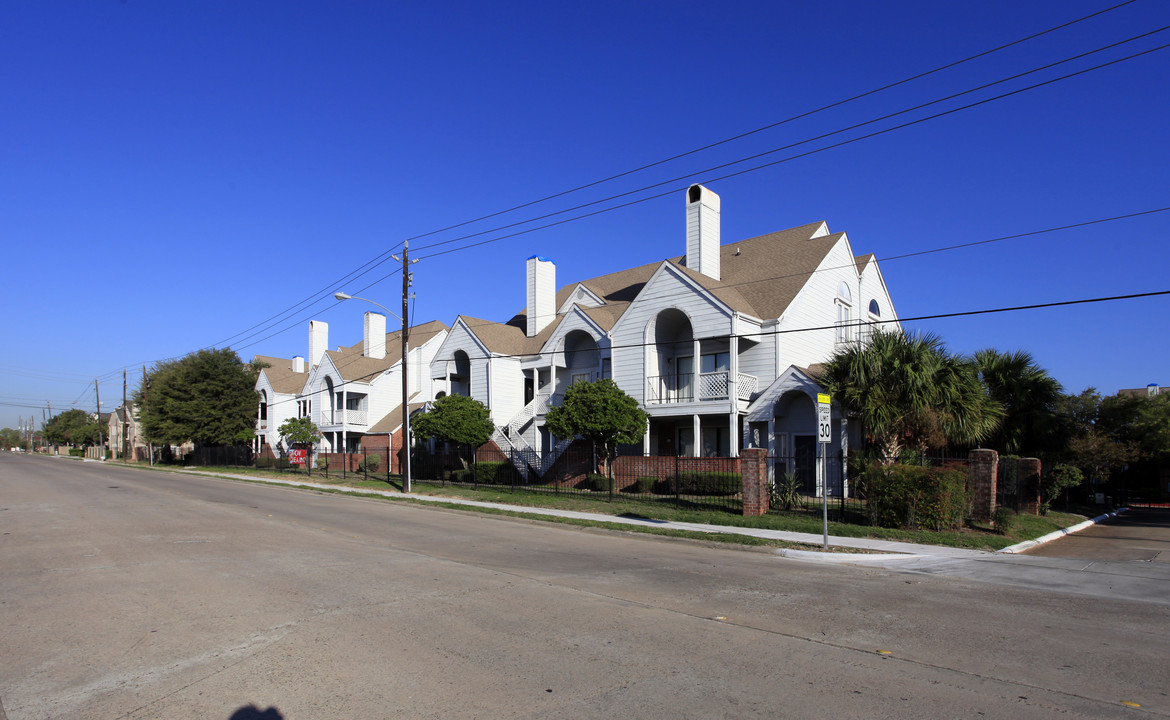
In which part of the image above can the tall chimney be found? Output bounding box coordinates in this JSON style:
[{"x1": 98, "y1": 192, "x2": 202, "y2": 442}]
[
  {"x1": 363, "y1": 312, "x2": 386, "y2": 359},
  {"x1": 309, "y1": 320, "x2": 328, "y2": 367},
  {"x1": 292, "y1": 356, "x2": 305, "y2": 374},
  {"x1": 686, "y1": 184, "x2": 721, "y2": 280},
  {"x1": 526, "y1": 255, "x2": 556, "y2": 337}
]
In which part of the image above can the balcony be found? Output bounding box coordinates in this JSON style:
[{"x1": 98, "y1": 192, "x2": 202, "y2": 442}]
[
  {"x1": 646, "y1": 372, "x2": 757, "y2": 404},
  {"x1": 318, "y1": 408, "x2": 368, "y2": 427}
]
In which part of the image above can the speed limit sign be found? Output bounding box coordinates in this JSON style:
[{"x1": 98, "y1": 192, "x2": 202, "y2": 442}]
[{"x1": 817, "y1": 393, "x2": 831, "y2": 444}]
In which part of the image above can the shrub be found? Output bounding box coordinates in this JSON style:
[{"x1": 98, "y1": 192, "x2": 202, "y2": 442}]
[
  {"x1": 678, "y1": 471, "x2": 742, "y2": 496},
  {"x1": 359, "y1": 455, "x2": 381, "y2": 474},
  {"x1": 861, "y1": 463, "x2": 970, "y2": 531},
  {"x1": 472, "y1": 461, "x2": 512, "y2": 485},
  {"x1": 994, "y1": 506, "x2": 1016, "y2": 535},
  {"x1": 772, "y1": 471, "x2": 801, "y2": 511},
  {"x1": 68, "y1": 448, "x2": 84, "y2": 457},
  {"x1": 582, "y1": 473, "x2": 613, "y2": 492},
  {"x1": 630, "y1": 476, "x2": 657, "y2": 494}
]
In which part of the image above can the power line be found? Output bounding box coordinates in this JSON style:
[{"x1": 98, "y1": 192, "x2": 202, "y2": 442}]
[
  {"x1": 192, "y1": 9, "x2": 1160, "y2": 356},
  {"x1": 413, "y1": 36, "x2": 1170, "y2": 263},
  {"x1": 371, "y1": 1, "x2": 1141, "y2": 249},
  {"x1": 262, "y1": 287, "x2": 1169, "y2": 412}
]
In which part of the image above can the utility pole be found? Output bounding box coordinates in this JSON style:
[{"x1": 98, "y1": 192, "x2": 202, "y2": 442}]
[
  {"x1": 401, "y1": 240, "x2": 412, "y2": 493},
  {"x1": 123, "y1": 368, "x2": 129, "y2": 462},
  {"x1": 95, "y1": 379, "x2": 104, "y2": 461}
]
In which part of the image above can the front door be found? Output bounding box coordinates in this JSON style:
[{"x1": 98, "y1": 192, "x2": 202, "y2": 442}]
[{"x1": 794, "y1": 435, "x2": 817, "y2": 494}]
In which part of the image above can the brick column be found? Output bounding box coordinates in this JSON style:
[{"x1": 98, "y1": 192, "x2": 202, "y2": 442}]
[
  {"x1": 740, "y1": 448, "x2": 769, "y2": 516},
  {"x1": 968, "y1": 449, "x2": 998, "y2": 524},
  {"x1": 1019, "y1": 457, "x2": 1042, "y2": 515}
]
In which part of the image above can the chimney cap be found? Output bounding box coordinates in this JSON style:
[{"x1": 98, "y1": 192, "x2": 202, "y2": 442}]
[{"x1": 527, "y1": 255, "x2": 552, "y2": 262}]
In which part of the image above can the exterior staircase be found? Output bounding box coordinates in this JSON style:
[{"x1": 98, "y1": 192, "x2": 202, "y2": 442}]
[{"x1": 491, "y1": 392, "x2": 571, "y2": 480}]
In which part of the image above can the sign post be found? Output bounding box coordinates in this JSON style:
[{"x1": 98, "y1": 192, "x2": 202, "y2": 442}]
[{"x1": 817, "y1": 393, "x2": 832, "y2": 550}]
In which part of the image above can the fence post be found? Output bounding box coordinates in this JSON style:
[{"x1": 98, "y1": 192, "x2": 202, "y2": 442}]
[
  {"x1": 969, "y1": 449, "x2": 998, "y2": 524},
  {"x1": 1019, "y1": 458, "x2": 1042, "y2": 515},
  {"x1": 674, "y1": 453, "x2": 681, "y2": 508},
  {"x1": 740, "y1": 448, "x2": 768, "y2": 516}
]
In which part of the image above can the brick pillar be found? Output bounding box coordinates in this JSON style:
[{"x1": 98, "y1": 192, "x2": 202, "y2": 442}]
[
  {"x1": 740, "y1": 448, "x2": 769, "y2": 516},
  {"x1": 1019, "y1": 457, "x2": 1042, "y2": 515},
  {"x1": 969, "y1": 449, "x2": 998, "y2": 524}
]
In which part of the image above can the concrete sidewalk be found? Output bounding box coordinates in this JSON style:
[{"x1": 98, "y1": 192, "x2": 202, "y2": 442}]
[{"x1": 181, "y1": 469, "x2": 1119, "y2": 558}]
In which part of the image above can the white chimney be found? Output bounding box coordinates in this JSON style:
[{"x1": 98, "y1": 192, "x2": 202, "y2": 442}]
[
  {"x1": 526, "y1": 255, "x2": 556, "y2": 337},
  {"x1": 363, "y1": 312, "x2": 386, "y2": 359},
  {"x1": 309, "y1": 320, "x2": 328, "y2": 367},
  {"x1": 292, "y1": 356, "x2": 305, "y2": 374},
  {"x1": 686, "y1": 184, "x2": 721, "y2": 280}
]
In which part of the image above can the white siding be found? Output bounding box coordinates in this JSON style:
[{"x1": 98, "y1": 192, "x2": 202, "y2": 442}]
[
  {"x1": 610, "y1": 264, "x2": 733, "y2": 404},
  {"x1": 489, "y1": 356, "x2": 524, "y2": 424},
  {"x1": 775, "y1": 235, "x2": 861, "y2": 372}
]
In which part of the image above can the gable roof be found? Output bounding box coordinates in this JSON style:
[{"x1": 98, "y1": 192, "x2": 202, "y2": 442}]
[
  {"x1": 457, "y1": 220, "x2": 851, "y2": 354},
  {"x1": 254, "y1": 355, "x2": 308, "y2": 395},
  {"x1": 323, "y1": 320, "x2": 448, "y2": 383}
]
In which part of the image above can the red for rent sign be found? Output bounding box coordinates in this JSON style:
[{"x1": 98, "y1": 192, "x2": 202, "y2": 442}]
[{"x1": 288, "y1": 448, "x2": 308, "y2": 465}]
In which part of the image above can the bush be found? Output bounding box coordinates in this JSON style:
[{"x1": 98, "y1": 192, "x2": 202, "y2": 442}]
[
  {"x1": 582, "y1": 473, "x2": 613, "y2": 492},
  {"x1": 861, "y1": 463, "x2": 970, "y2": 531},
  {"x1": 772, "y1": 472, "x2": 801, "y2": 511},
  {"x1": 68, "y1": 448, "x2": 84, "y2": 457},
  {"x1": 627, "y1": 476, "x2": 657, "y2": 494},
  {"x1": 677, "y1": 471, "x2": 742, "y2": 496},
  {"x1": 472, "y1": 461, "x2": 512, "y2": 485},
  {"x1": 994, "y1": 506, "x2": 1017, "y2": 535},
  {"x1": 359, "y1": 455, "x2": 381, "y2": 474}
]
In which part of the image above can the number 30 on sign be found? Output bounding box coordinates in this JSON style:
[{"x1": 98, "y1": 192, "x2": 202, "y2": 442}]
[{"x1": 816, "y1": 393, "x2": 832, "y2": 444}]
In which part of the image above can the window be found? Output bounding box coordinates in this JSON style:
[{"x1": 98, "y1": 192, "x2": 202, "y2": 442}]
[
  {"x1": 700, "y1": 352, "x2": 730, "y2": 373},
  {"x1": 836, "y1": 282, "x2": 853, "y2": 343}
]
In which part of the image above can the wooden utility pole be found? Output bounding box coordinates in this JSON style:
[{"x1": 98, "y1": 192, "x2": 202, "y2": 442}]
[
  {"x1": 401, "y1": 240, "x2": 412, "y2": 493},
  {"x1": 122, "y1": 368, "x2": 129, "y2": 462},
  {"x1": 95, "y1": 379, "x2": 103, "y2": 460}
]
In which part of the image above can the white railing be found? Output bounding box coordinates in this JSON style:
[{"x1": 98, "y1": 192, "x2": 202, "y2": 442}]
[
  {"x1": 316, "y1": 408, "x2": 368, "y2": 427},
  {"x1": 646, "y1": 372, "x2": 757, "y2": 403}
]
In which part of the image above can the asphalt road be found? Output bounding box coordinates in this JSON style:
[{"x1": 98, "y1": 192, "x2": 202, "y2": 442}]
[
  {"x1": 2, "y1": 453, "x2": 1168, "y2": 719},
  {"x1": 1026, "y1": 506, "x2": 1170, "y2": 562}
]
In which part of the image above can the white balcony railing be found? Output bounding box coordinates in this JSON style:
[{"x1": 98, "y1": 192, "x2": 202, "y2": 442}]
[
  {"x1": 317, "y1": 408, "x2": 368, "y2": 427},
  {"x1": 646, "y1": 372, "x2": 757, "y2": 404}
]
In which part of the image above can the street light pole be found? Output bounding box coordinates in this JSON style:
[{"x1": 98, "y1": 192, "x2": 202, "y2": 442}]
[{"x1": 334, "y1": 246, "x2": 415, "y2": 492}]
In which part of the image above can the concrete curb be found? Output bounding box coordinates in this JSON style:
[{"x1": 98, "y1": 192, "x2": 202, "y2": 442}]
[{"x1": 996, "y1": 508, "x2": 1128, "y2": 554}]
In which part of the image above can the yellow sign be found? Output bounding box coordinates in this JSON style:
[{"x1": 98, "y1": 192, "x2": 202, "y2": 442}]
[{"x1": 817, "y1": 393, "x2": 831, "y2": 405}]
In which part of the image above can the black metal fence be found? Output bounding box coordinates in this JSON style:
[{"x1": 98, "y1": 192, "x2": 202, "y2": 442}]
[{"x1": 412, "y1": 443, "x2": 748, "y2": 513}]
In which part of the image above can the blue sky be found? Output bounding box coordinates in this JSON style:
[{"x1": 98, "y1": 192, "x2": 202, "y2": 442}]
[{"x1": 2, "y1": 0, "x2": 1167, "y2": 430}]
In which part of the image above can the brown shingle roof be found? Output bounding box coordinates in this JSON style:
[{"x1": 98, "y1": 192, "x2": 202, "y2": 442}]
[
  {"x1": 461, "y1": 220, "x2": 844, "y2": 352},
  {"x1": 254, "y1": 355, "x2": 308, "y2": 394},
  {"x1": 325, "y1": 320, "x2": 449, "y2": 383}
]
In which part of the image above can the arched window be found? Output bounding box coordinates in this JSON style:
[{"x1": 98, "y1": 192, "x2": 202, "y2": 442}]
[
  {"x1": 868, "y1": 299, "x2": 880, "y2": 317},
  {"x1": 835, "y1": 282, "x2": 852, "y2": 344}
]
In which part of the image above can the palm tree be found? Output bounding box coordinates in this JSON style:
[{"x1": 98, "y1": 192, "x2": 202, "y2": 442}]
[
  {"x1": 974, "y1": 349, "x2": 1063, "y2": 456},
  {"x1": 822, "y1": 329, "x2": 1002, "y2": 459}
]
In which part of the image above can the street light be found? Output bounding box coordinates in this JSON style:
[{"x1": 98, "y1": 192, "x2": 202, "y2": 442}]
[{"x1": 333, "y1": 291, "x2": 413, "y2": 492}]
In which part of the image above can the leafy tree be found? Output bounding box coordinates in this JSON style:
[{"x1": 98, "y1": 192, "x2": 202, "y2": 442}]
[
  {"x1": 545, "y1": 379, "x2": 648, "y2": 474},
  {"x1": 1066, "y1": 429, "x2": 1135, "y2": 488},
  {"x1": 821, "y1": 330, "x2": 1002, "y2": 458},
  {"x1": 412, "y1": 395, "x2": 494, "y2": 448},
  {"x1": 43, "y1": 409, "x2": 101, "y2": 447},
  {"x1": 0, "y1": 427, "x2": 21, "y2": 449},
  {"x1": 277, "y1": 417, "x2": 320, "y2": 446},
  {"x1": 974, "y1": 349, "x2": 1063, "y2": 456},
  {"x1": 1097, "y1": 392, "x2": 1170, "y2": 462},
  {"x1": 137, "y1": 348, "x2": 258, "y2": 447}
]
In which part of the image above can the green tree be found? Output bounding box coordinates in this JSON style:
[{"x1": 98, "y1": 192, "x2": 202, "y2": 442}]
[
  {"x1": 1098, "y1": 392, "x2": 1170, "y2": 462},
  {"x1": 974, "y1": 349, "x2": 1063, "y2": 456},
  {"x1": 43, "y1": 409, "x2": 101, "y2": 447},
  {"x1": 277, "y1": 416, "x2": 320, "y2": 446},
  {"x1": 412, "y1": 395, "x2": 494, "y2": 449},
  {"x1": 821, "y1": 329, "x2": 1002, "y2": 458},
  {"x1": 0, "y1": 427, "x2": 21, "y2": 449},
  {"x1": 137, "y1": 348, "x2": 258, "y2": 447},
  {"x1": 545, "y1": 379, "x2": 648, "y2": 474}
]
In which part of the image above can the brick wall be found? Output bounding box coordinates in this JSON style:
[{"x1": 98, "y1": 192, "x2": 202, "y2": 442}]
[
  {"x1": 969, "y1": 449, "x2": 998, "y2": 523},
  {"x1": 740, "y1": 448, "x2": 769, "y2": 516}
]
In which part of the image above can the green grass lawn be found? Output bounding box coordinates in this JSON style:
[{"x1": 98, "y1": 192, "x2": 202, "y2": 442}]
[{"x1": 169, "y1": 464, "x2": 1091, "y2": 552}]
